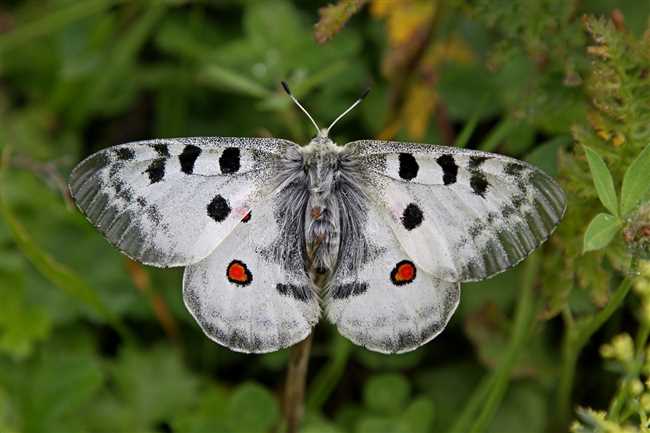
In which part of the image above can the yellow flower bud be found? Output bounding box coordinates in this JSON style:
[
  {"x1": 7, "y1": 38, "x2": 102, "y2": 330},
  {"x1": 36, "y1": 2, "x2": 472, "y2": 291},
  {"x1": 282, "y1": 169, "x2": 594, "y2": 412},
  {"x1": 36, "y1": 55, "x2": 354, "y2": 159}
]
[
  {"x1": 640, "y1": 260, "x2": 650, "y2": 276},
  {"x1": 631, "y1": 379, "x2": 644, "y2": 395},
  {"x1": 634, "y1": 279, "x2": 650, "y2": 296},
  {"x1": 601, "y1": 343, "x2": 615, "y2": 359},
  {"x1": 641, "y1": 393, "x2": 650, "y2": 412},
  {"x1": 612, "y1": 334, "x2": 635, "y2": 363},
  {"x1": 569, "y1": 420, "x2": 583, "y2": 433}
]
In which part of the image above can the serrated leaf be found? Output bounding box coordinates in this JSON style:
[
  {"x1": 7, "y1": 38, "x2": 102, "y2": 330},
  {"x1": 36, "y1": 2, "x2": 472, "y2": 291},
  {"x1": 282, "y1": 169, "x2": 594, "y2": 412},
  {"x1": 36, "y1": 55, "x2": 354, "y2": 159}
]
[
  {"x1": 583, "y1": 145, "x2": 619, "y2": 217},
  {"x1": 582, "y1": 213, "x2": 621, "y2": 253},
  {"x1": 620, "y1": 143, "x2": 650, "y2": 216}
]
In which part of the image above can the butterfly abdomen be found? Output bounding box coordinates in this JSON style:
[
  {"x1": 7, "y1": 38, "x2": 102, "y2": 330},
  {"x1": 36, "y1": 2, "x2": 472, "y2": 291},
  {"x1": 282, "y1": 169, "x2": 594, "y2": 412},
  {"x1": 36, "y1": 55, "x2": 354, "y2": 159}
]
[{"x1": 304, "y1": 152, "x2": 341, "y2": 275}]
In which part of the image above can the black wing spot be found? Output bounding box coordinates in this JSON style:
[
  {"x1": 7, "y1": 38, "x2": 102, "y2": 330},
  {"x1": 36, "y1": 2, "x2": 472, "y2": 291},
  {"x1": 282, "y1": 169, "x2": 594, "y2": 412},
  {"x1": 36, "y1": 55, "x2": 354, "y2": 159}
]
[
  {"x1": 207, "y1": 195, "x2": 231, "y2": 222},
  {"x1": 113, "y1": 179, "x2": 133, "y2": 202},
  {"x1": 152, "y1": 143, "x2": 170, "y2": 157},
  {"x1": 147, "y1": 205, "x2": 162, "y2": 225},
  {"x1": 219, "y1": 147, "x2": 241, "y2": 174},
  {"x1": 402, "y1": 203, "x2": 424, "y2": 230},
  {"x1": 179, "y1": 145, "x2": 201, "y2": 174},
  {"x1": 398, "y1": 153, "x2": 419, "y2": 180},
  {"x1": 436, "y1": 154, "x2": 458, "y2": 185},
  {"x1": 470, "y1": 172, "x2": 489, "y2": 197},
  {"x1": 469, "y1": 155, "x2": 490, "y2": 169},
  {"x1": 115, "y1": 148, "x2": 135, "y2": 161},
  {"x1": 504, "y1": 162, "x2": 525, "y2": 177},
  {"x1": 145, "y1": 158, "x2": 166, "y2": 184},
  {"x1": 331, "y1": 282, "x2": 368, "y2": 299},
  {"x1": 276, "y1": 283, "x2": 312, "y2": 302}
]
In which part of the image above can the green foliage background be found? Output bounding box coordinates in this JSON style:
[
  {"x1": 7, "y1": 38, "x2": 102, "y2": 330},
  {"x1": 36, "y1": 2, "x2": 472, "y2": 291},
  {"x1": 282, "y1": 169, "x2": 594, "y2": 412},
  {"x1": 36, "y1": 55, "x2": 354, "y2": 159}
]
[{"x1": 1, "y1": 1, "x2": 650, "y2": 432}]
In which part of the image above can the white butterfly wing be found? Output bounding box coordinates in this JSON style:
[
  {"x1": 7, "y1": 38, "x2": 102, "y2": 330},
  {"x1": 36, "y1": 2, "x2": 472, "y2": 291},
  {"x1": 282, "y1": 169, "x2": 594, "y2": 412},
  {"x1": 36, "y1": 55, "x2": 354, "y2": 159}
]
[
  {"x1": 349, "y1": 140, "x2": 566, "y2": 282},
  {"x1": 69, "y1": 137, "x2": 293, "y2": 268},
  {"x1": 325, "y1": 203, "x2": 460, "y2": 354},
  {"x1": 183, "y1": 195, "x2": 320, "y2": 353}
]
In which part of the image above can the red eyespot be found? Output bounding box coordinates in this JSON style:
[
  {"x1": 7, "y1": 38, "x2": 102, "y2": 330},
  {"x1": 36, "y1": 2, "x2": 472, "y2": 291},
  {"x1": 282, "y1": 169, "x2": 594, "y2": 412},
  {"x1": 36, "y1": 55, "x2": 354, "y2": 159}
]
[
  {"x1": 226, "y1": 260, "x2": 253, "y2": 286},
  {"x1": 390, "y1": 260, "x2": 417, "y2": 286}
]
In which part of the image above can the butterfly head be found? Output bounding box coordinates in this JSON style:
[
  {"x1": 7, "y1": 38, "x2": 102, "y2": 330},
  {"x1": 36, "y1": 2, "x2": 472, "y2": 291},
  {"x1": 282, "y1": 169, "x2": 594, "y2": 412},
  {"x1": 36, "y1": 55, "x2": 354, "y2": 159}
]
[{"x1": 304, "y1": 133, "x2": 338, "y2": 156}]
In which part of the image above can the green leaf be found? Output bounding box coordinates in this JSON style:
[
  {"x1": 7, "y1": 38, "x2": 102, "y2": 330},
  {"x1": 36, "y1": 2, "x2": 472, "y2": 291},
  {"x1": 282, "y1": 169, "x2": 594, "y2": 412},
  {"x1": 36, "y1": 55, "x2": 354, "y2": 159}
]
[
  {"x1": 110, "y1": 345, "x2": 200, "y2": 431},
  {"x1": 0, "y1": 268, "x2": 51, "y2": 359},
  {"x1": 0, "y1": 162, "x2": 127, "y2": 336},
  {"x1": 583, "y1": 145, "x2": 619, "y2": 217},
  {"x1": 582, "y1": 213, "x2": 621, "y2": 253},
  {"x1": 525, "y1": 136, "x2": 571, "y2": 178},
  {"x1": 227, "y1": 383, "x2": 280, "y2": 433},
  {"x1": 0, "y1": 0, "x2": 123, "y2": 54},
  {"x1": 400, "y1": 397, "x2": 436, "y2": 433},
  {"x1": 32, "y1": 357, "x2": 104, "y2": 430},
  {"x1": 171, "y1": 388, "x2": 230, "y2": 433},
  {"x1": 356, "y1": 416, "x2": 402, "y2": 433},
  {"x1": 363, "y1": 374, "x2": 410, "y2": 414},
  {"x1": 620, "y1": 143, "x2": 650, "y2": 216},
  {"x1": 199, "y1": 64, "x2": 271, "y2": 98},
  {"x1": 486, "y1": 384, "x2": 546, "y2": 433}
]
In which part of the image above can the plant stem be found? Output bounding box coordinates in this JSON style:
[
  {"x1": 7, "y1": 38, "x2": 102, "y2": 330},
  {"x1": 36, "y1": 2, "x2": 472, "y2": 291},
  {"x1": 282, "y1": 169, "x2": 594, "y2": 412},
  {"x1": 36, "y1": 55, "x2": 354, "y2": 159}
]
[
  {"x1": 556, "y1": 260, "x2": 637, "y2": 427},
  {"x1": 307, "y1": 334, "x2": 352, "y2": 411},
  {"x1": 284, "y1": 334, "x2": 313, "y2": 433},
  {"x1": 466, "y1": 253, "x2": 540, "y2": 433},
  {"x1": 448, "y1": 253, "x2": 540, "y2": 433}
]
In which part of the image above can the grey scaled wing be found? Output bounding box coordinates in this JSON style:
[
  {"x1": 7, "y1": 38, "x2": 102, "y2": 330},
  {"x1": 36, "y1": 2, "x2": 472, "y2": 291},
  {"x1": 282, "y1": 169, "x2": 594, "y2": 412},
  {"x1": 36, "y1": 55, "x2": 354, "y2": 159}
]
[
  {"x1": 350, "y1": 140, "x2": 567, "y2": 282},
  {"x1": 68, "y1": 137, "x2": 292, "y2": 268}
]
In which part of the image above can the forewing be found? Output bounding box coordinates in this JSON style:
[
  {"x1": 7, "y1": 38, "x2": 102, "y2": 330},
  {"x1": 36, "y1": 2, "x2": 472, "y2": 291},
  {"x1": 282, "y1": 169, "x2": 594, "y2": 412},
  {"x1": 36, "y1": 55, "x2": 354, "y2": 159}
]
[
  {"x1": 69, "y1": 137, "x2": 293, "y2": 267},
  {"x1": 348, "y1": 140, "x2": 566, "y2": 282},
  {"x1": 325, "y1": 202, "x2": 460, "y2": 354},
  {"x1": 183, "y1": 196, "x2": 320, "y2": 353}
]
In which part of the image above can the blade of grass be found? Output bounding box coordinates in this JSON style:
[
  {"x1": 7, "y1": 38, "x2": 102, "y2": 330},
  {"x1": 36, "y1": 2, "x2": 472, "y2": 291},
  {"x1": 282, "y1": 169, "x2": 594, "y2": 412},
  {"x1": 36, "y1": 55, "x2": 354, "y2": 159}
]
[
  {"x1": 0, "y1": 0, "x2": 124, "y2": 54},
  {"x1": 73, "y1": 4, "x2": 167, "y2": 123},
  {"x1": 257, "y1": 61, "x2": 348, "y2": 111},
  {"x1": 454, "y1": 94, "x2": 489, "y2": 149},
  {"x1": 199, "y1": 64, "x2": 271, "y2": 98},
  {"x1": 479, "y1": 117, "x2": 517, "y2": 152}
]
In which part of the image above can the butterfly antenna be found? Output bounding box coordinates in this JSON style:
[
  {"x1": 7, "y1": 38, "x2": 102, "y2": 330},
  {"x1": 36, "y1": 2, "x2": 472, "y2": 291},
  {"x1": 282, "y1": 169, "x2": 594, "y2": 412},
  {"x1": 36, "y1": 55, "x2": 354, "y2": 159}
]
[
  {"x1": 281, "y1": 81, "x2": 321, "y2": 135},
  {"x1": 325, "y1": 87, "x2": 370, "y2": 135}
]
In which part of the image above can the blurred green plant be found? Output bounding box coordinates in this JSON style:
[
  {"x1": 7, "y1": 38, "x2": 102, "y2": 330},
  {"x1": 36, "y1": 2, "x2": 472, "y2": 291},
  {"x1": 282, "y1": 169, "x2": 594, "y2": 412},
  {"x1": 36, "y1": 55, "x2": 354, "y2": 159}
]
[{"x1": 1, "y1": 1, "x2": 650, "y2": 432}]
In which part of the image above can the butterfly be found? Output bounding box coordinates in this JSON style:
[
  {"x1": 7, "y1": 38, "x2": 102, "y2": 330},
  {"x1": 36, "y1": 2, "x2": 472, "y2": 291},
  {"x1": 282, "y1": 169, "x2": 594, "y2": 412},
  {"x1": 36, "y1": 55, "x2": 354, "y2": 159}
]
[{"x1": 68, "y1": 82, "x2": 566, "y2": 354}]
